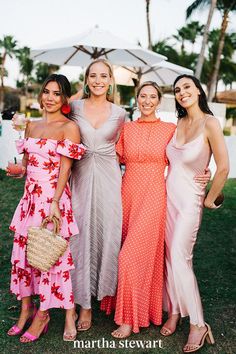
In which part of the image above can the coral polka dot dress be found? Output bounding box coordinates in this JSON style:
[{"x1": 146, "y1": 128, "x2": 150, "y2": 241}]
[
  {"x1": 101, "y1": 118, "x2": 175, "y2": 333},
  {"x1": 9, "y1": 138, "x2": 85, "y2": 310}
]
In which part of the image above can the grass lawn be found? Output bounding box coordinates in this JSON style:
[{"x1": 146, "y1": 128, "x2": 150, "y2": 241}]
[{"x1": 0, "y1": 169, "x2": 235, "y2": 354}]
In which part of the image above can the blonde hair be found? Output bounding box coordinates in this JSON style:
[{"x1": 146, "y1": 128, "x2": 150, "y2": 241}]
[{"x1": 82, "y1": 59, "x2": 116, "y2": 102}]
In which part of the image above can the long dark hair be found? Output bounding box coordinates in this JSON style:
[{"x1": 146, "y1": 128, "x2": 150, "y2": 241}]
[
  {"x1": 38, "y1": 74, "x2": 71, "y2": 110},
  {"x1": 173, "y1": 74, "x2": 213, "y2": 119}
]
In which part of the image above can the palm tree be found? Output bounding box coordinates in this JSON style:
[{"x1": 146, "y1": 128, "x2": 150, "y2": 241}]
[
  {"x1": 0, "y1": 35, "x2": 18, "y2": 110},
  {"x1": 16, "y1": 46, "x2": 34, "y2": 96},
  {"x1": 174, "y1": 22, "x2": 204, "y2": 53},
  {"x1": 186, "y1": 21, "x2": 205, "y2": 53},
  {"x1": 187, "y1": 0, "x2": 217, "y2": 80},
  {"x1": 173, "y1": 27, "x2": 190, "y2": 53},
  {"x1": 35, "y1": 63, "x2": 60, "y2": 84},
  {"x1": 152, "y1": 38, "x2": 197, "y2": 71},
  {"x1": 172, "y1": 22, "x2": 203, "y2": 54},
  {"x1": 208, "y1": 0, "x2": 236, "y2": 101},
  {"x1": 152, "y1": 39, "x2": 180, "y2": 63},
  {"x1": 145, "y1": 0, "x2": 152, "y2": 50},
  {"x1": 205, "y1": 29, "x2": 236, "y2": 92},
  {"x1": 186, "y1": 0, "x2": 236, "y2": 101}
]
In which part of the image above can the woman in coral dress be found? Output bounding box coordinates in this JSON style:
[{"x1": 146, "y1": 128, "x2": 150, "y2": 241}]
[
  {"x1": 161, "y1": 75, "x2": 229, "y2": 353},
  {"x1": 7, "y1": 74, "x2": 85, "y2": 342},
  {"x1": 103, "y1": 81, "x2": 175, "y2": 337}
]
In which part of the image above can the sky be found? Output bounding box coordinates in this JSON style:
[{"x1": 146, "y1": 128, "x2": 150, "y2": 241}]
[{"x1": 1, "y1": 0, "x2": 236, "y2": 87}]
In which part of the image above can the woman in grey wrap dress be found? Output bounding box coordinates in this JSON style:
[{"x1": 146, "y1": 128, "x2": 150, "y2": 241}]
[{"x1": 69, "y1": 59, "x2": 126, "y2": 330}]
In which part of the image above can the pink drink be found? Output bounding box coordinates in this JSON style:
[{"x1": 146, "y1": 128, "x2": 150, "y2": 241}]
[{"x1": 8, "y1": 160, "x2": 23, "y2": 177}]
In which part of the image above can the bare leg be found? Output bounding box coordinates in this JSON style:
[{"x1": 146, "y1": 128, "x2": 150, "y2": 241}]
[
  {"x1": 183, "y1": 323, "x2": 209, "y2": 352},
  {"x1": 77, "y1": 308, "x2": 92, "y2": 331},
  {"x1": 111, "y1": 324, "x2": 132, "y2": 338},
  {"x1": 7, "y1": 296, "x2": 34, "y2": 335},
  {"x1": 20, "y1": 310, "x2": 49, "y2": 343},
  {"x1": 160, "y1": 313, "x2": 180, "y2": 336},
  {"x1": 63, "y1": 307, "x2": 78, "y2": 341}
]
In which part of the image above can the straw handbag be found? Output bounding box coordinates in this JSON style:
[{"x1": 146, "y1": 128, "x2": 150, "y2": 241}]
[{"x1": 27, "y1": 216, "x2": 68, "y2": 272}]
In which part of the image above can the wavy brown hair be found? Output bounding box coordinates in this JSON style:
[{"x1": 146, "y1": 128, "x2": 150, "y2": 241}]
[{"x1": 136, "y1": 81, "x2": 162, "y2": 100}]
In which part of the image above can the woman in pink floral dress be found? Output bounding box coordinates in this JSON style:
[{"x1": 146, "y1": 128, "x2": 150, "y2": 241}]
[{"x1": 7, "y1": 74, "x2": 85, "y2": 342}]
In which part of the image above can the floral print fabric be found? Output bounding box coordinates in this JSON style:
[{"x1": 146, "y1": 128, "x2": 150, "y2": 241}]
[{"x1": 9, "y1": 138, "x2": 85, "y2": 310}]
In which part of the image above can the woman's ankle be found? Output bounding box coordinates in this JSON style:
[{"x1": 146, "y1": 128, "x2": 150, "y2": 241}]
[{"x1": 167, "y1": 313, "x2": 180, "y2": 321}]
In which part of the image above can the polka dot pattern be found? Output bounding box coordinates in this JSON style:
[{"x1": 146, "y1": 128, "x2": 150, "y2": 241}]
[{"x1": 101, "y1": 119, "x2": 176, "y2": 333}]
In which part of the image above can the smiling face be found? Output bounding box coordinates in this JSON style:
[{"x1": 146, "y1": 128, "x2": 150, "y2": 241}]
[
  {"x1": 86, "y1": 61, "x2": 112, "y2": 97},
  {"x1": 137, "y1": 85, "x2": 160, "y2": 117},
  {"x1": 174, "y1": 77, "x2": 200, "y2": 109},
  {"x1": 41, "y1": 81, "x2": 63, "y2": 113}
]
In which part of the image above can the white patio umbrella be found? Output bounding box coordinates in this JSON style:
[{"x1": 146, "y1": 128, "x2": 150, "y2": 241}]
[
  {"x1": 30, "y1": 26, "x2": 166, "y2": 67},
  {"x1": 114, "y1": 61, "x2": 193, "y2": 87}
]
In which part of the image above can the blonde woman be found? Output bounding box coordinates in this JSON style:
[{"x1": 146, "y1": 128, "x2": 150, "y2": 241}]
[{"x1": 69, "y1": 59, "x2": 126, "y2": 331}]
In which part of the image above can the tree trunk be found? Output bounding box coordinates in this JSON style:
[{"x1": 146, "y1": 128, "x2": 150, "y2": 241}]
[
  {"x1": 208, "y1": 10, "x2": 229, "y2": 102},
  {"x1": 195, "y1": 0, "x2": 217, "y2": 79},
  {"x1": 146, "y1": 0, "x2": 152, "y2": 50},
  {"x1": 0, "y1": 52, "x2": 6, "y2": 111}
]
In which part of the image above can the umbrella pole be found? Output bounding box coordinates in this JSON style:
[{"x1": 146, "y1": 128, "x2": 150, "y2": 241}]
[{"x1": 134, "y1": 69, "x2": 142, "y2": 98}]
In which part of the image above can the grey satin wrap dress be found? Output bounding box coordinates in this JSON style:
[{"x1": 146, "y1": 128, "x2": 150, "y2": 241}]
[{"x1": 69, "y1": 99, "x2": 126, "y2": 308}]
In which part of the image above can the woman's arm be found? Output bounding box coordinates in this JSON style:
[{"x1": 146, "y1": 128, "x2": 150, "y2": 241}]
[
  {"x1": 204, "y1": 117, "x2": 229, "y2": 208},
  {"x1": 49, "y1": 122, "x2": 81, "y2": 220},
  {"x1": 21, "y1": 121, "x2": 31, "y2": 171}
]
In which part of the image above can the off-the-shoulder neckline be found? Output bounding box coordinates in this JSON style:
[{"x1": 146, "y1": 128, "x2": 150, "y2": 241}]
[{"x1": 24, "y1": 137, "x2": 72, "y2": 143}]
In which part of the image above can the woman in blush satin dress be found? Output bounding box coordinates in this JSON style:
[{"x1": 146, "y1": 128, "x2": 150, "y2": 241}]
[
  {"x1": 161, "y1": 75, "x2": 229, "y2": 353},
  {"x1": 7, "y1": 74, "x2": 85, "y2": 343},
  {"x1": 69, "y1": 59, "x2": 126, "y2": 331}
]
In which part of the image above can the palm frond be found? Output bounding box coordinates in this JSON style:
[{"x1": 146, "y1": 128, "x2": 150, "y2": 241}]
[{"x1": 186, "y1": 0, "x2": 210, "y2": 18}]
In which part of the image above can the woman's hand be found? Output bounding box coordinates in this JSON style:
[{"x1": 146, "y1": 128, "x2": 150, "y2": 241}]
[
  {"x1": 194, "y1": 167, "x2": 211, "y2": 187},
  {"x1": 49, "y1": 200, "x2": 61, "y2": 221},
  {"x1": 204, "y1": 198, "x2": 221, "y2": 209},
  {"x1": 12, "y1": 114, "x2": 30, "y2": 130},
  {"x1": 6, "y1": 166, "x2": 26, "y2": 178}
]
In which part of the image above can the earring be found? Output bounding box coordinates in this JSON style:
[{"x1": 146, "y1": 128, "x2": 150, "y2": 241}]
[
  {"x1": 83, "y1": 84, "x2": 90, "y2": 95},
  {"x1": 61, "y1": 103, "x2": 71, "y2": 115},
  {"x1": 107, "y1": 85, "x2": 113, "y2": 95}
]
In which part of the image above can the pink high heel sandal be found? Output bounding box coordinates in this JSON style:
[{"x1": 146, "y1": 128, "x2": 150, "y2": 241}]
[
  {"x1": 20, "y1": 310, "x2": 50, "y2": 343},
  {"x1": 7, "y1": 302, "x2": 37, "y2": 336}
]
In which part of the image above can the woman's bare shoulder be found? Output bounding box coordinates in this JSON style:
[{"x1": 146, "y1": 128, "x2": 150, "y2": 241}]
[{"x1": 205, "y1": 115, "x2": 221, "y2": 129}]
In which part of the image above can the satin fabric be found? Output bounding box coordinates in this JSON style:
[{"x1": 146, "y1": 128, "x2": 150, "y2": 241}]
[{"x1": 163, "y1": 127, "x2": 211, "y2": 327}]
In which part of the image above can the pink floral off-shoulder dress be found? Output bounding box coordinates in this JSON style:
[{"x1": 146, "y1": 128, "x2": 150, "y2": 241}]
[{"x1": 9, "y1": 138, "x2": 85, "y2": 310}]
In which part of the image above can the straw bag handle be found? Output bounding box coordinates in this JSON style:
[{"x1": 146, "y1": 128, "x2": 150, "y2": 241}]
[{"x1": 41, "y1": 216, "x2": 60, "y2": 235}]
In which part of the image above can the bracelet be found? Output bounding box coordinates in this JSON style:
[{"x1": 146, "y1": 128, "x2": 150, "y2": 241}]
[{"x1": 52, "y1": 198, "x2": 59, "y2": 203}]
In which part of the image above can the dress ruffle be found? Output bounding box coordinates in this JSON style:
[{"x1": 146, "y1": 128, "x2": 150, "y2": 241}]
[{"x1": 9, "y1": 138, "x2": 84, "y2": 309}]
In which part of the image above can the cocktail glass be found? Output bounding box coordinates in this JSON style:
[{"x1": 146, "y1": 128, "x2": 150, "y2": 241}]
[{"x1": 7, "y1": 159, "x2": 24, "y2": 177}]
